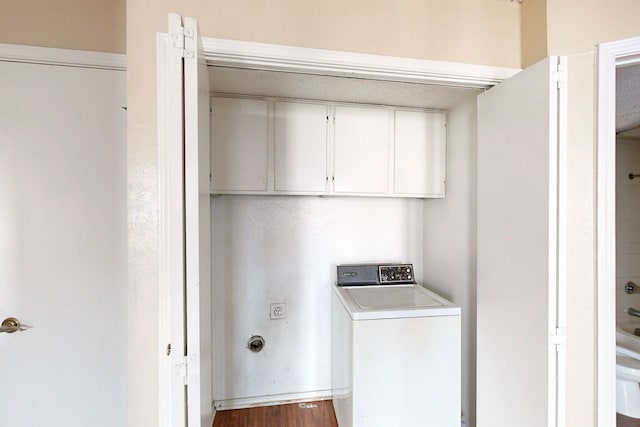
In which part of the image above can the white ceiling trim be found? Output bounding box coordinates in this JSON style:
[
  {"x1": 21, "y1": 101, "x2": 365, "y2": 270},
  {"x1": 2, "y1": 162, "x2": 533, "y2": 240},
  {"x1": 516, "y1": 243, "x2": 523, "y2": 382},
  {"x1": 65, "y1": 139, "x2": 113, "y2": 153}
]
[
  {"x1": 0, "y1": 43, "x2": 126, "y2": 71},
  {"x1": 202, "y1": 37, "x2": 520, "y2": 89}
]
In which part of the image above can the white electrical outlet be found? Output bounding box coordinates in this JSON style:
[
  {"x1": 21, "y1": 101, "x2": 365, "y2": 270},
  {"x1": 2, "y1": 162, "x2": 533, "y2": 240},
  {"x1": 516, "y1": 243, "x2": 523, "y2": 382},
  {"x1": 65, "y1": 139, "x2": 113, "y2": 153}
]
[{"x1": 270, "y1": 303, "x2": 286, "y2": 320}]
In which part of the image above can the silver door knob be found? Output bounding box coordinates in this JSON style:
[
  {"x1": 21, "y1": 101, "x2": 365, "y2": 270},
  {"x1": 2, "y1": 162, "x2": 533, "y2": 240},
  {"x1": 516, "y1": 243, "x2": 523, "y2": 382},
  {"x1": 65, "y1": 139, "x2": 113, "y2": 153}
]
[{"x1": 0, "y1": 317, "x2": 30, "y2": 333}]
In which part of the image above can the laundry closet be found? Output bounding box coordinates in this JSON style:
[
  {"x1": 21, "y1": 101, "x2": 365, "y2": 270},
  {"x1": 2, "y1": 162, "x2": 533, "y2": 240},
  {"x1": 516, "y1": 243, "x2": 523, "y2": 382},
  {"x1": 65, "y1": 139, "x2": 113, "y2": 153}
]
[
  {"x1": 158, "y1": 16, "x2": 566, "y2": 427},
  {"x1": 207, "y1": 64, "x2": 478, "y2": 411}
]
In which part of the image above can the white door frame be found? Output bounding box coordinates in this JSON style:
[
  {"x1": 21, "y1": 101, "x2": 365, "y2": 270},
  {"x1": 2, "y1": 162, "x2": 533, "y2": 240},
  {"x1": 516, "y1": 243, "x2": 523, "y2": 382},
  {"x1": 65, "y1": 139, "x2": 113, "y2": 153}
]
[
  {"x1": 156, "y1": 32, "x2": 520, "y2": 423},
  {"x1": 199, "y1": 38, "x2": 519, "y2": 87},
  {"x1": 597, "y1": 35, "x2": 640, "y2": 427}
]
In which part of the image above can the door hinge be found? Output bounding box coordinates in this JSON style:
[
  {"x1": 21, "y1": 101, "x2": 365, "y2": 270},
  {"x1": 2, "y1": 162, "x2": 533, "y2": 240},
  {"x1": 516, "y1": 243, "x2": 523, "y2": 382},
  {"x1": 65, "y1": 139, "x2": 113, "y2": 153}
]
[
  {"x1": 175, "y1": 355, "x2": 197, "y2": 385},
  {"x1": 551, "y1": 327, "x2": 566, "y2": 347},
  {"x1": 552, "y1": 63, "x2": 567, "y2": 90},
  {"x1": 170, "y1": 25, "x2": 194, "y2": 59},
  {"x1": 171, "y1": 26, "x2": 185, "y2": 49}
]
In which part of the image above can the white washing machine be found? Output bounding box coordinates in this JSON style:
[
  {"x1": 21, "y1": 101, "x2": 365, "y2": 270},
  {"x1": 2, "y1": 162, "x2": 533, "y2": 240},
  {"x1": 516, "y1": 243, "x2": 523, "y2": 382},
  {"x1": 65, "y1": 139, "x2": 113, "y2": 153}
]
[{"x1": 332, "y1": 263, "x2": 461, "y2": 427}]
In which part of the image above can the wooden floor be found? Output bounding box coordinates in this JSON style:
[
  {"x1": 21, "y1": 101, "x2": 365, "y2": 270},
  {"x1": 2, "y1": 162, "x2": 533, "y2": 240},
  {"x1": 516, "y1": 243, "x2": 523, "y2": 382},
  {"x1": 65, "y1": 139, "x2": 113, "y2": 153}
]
[
  {"x1": 619, "y1": 412, "x2": 640, "y2": 427},
  {"x1": 212, "y1": 400, "x2": 338, "y2": 427}
]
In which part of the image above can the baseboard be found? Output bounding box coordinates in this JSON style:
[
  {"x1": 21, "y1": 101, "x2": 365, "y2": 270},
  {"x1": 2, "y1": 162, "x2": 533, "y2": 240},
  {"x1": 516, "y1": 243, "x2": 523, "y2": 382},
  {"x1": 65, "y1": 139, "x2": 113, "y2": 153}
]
[{"x1": 214, "y1": 389, "x2": 333, "y2": 411}]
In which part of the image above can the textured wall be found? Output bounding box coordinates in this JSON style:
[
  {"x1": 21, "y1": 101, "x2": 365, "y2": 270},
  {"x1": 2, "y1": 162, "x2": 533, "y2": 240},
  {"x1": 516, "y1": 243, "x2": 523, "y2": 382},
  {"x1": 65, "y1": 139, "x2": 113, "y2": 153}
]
[
  {"x1": 423, "y1": 97, "x2": 477, "y2": 425},
  {"x1": 211, "y1": 196, "x2": 423, "y2": 406},
  {"x1": 0, "y1": 0, "x2": 125, "y2": 53},
  {"x1": 520, "y1": 0, "x2": 547, "y2": 67},
  {"x1": 547, "y1": 0, "x2": 640, "y2": 55}
]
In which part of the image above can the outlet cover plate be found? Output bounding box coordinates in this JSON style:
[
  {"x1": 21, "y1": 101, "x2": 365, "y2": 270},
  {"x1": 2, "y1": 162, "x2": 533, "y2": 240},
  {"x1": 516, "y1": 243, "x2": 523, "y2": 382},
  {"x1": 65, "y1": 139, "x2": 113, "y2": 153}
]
[{"x1": 270, "y1": 303, "x2": 286, "y2": 320}]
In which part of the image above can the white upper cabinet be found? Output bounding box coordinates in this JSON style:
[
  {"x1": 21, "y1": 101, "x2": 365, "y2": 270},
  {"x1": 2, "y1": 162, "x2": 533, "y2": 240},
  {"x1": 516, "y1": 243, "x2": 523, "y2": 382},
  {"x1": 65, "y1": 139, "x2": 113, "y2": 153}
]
[
  {"x1": 332, "y1": 105, "x2": 391, "y2": 195},
  {"x1": 209, "y1": 96, "x2": 446, "y2": 198},
  {"x1": 211, "y1": 97, "x2": 269, "y2": 192},
  {"x1": 394, "y1": 111, "x2": 446, "y2": 197},
  {"x1": 274, "y1": 102, "x2": 329, "y2": 193}
]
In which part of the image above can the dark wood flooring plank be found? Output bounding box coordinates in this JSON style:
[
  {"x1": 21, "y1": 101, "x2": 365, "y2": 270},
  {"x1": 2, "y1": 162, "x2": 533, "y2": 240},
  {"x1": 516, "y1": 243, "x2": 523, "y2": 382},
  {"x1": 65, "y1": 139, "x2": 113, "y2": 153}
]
[
  {"x1": 212, "y1": 400, "x2": 338, "y2": 427},
  {"x1": 618, "y1": 412, "x2": 640, "y2": 427}
]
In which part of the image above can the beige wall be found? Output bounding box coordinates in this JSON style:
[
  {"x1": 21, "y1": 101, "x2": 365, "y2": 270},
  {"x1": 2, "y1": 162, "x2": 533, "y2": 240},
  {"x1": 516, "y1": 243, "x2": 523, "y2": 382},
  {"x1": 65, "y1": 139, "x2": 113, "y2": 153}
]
[
  {"x1": 547, "y1": 0, "x2": 640, "y2": 55},
  {"x1": 539, "y1": 1, "x2": 640, "y2": 426},
  {"x1": 563, "y1": 51, "x2": 597, "y2": 427},
  {"x1": 520, "y1": 0, "x2": 547, "y2": 67},
  {"x1": 126, "y1": 1, "x2": 521, "y2": 425},
  {"x1": 0, "y1": 0, "x2": 125, "y2": 53}
]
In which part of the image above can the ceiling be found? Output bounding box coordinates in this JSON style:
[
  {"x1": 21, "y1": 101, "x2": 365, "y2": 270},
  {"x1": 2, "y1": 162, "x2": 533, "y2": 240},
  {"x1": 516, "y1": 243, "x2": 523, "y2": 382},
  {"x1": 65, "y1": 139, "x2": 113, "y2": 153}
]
[
  {"x1": 208, "y1": 66, "x2": 482, "y2": 110},
  {"x1": 210, "y1": 65, "x2": 640, "y2": 137},
  {"x1": 617, "y1": 64, "x2": 640, "y2": 139}
]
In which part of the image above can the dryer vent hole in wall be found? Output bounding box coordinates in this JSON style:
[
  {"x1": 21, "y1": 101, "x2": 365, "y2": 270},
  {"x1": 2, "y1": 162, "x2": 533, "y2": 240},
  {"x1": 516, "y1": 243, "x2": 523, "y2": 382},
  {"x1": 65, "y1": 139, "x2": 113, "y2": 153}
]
[{"x1": 248, "y1": 335, "x2": 265, "y2": 352}]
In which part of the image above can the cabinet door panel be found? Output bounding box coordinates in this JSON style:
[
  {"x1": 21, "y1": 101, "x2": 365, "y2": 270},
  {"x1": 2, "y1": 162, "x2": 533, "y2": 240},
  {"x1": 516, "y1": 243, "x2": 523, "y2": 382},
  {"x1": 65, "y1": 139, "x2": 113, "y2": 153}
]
[
  {"x1": 211, "y1": 97, "x2": 268, "y2": 192},
  {"x1": 333, "y1": 106, "x2": 390, "y2": 194},
  {"x1": 275, "y1": 102, "x2": 328, "y2": 193},
  {"x1": 394, "y1": 111, "x2": 446, "y2": 196}
]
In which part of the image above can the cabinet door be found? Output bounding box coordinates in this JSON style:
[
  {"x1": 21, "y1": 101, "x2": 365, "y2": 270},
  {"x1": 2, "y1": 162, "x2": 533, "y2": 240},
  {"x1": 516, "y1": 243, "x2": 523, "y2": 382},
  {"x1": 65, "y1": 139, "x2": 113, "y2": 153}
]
[
  {"x1": 274, "y1": 102, "x2": 328, "y2": 193},
  {"x1": 211, "y1": 97, "x2": 268, "y2": 192},
  {"x1": 394, "y1": 111, "x2": 446, "y2": 196},
  {"x1": 333, "y1": 105, "x2": 390, "y2": 194}
]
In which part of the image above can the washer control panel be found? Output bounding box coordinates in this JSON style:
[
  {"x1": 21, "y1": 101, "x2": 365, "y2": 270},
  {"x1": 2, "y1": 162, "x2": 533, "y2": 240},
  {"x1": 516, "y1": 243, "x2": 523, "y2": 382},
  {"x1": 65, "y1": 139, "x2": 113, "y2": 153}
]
[{"x1": 379, "y1": 264, "x2": 415, "y2": 284}]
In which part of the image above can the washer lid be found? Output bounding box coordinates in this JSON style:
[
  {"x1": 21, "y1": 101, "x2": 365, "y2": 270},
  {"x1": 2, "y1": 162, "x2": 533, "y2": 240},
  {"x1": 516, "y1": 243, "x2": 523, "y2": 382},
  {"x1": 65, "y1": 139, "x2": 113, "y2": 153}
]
[
  {"x1": 335, "y1": 284, "x2": 461, "y2": 320},
  {"x1": 346, "y1": 286, "x2": 444, "y2": 310}
]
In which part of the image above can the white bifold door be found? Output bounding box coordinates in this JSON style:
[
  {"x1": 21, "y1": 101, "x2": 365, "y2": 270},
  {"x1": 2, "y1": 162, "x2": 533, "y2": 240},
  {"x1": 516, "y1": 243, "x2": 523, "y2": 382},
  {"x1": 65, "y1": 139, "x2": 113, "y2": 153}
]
[
  {"x1": 477, "y1": 56, "x2": 567, "y2": 427},
  {"x1": 157, "y1": 14, "x2": 213, "y2": 427}
]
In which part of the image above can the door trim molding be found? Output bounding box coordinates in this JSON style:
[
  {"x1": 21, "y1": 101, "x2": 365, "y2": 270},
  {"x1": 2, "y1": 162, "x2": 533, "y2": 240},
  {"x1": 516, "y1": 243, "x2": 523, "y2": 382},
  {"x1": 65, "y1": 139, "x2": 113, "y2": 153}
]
[
  {"x1": 202, "y1": 37, "x2": 520, "y2": 88},
  {"x1": 596, "y1": 35, "x2": 640, "y2": 427},
  {"x1": 0, "y1": 43, "x2": 126, "y2": 70}
]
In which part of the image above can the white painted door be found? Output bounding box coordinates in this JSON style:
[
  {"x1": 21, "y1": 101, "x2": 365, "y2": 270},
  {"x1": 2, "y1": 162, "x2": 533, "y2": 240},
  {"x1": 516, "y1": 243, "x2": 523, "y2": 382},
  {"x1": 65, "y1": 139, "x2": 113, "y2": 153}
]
[
  {"x1": 333, "y1": 105, "x2": 390, "y2": 194},
  {"x1": 476, "y1": 56, "x2": 566, "y2": 427},
  {"x1": 0, "y1": 57, "x2": 126, "y2": 425},
  {"x1": 183, "y1": 15, "x2": 213, "y2": 427},
  {"x1": 274, "y1": 101, "x2": 329, "y2": 193},
  {"x1": 159, "y1": 14, "x2": 213, "y2": 427}
]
